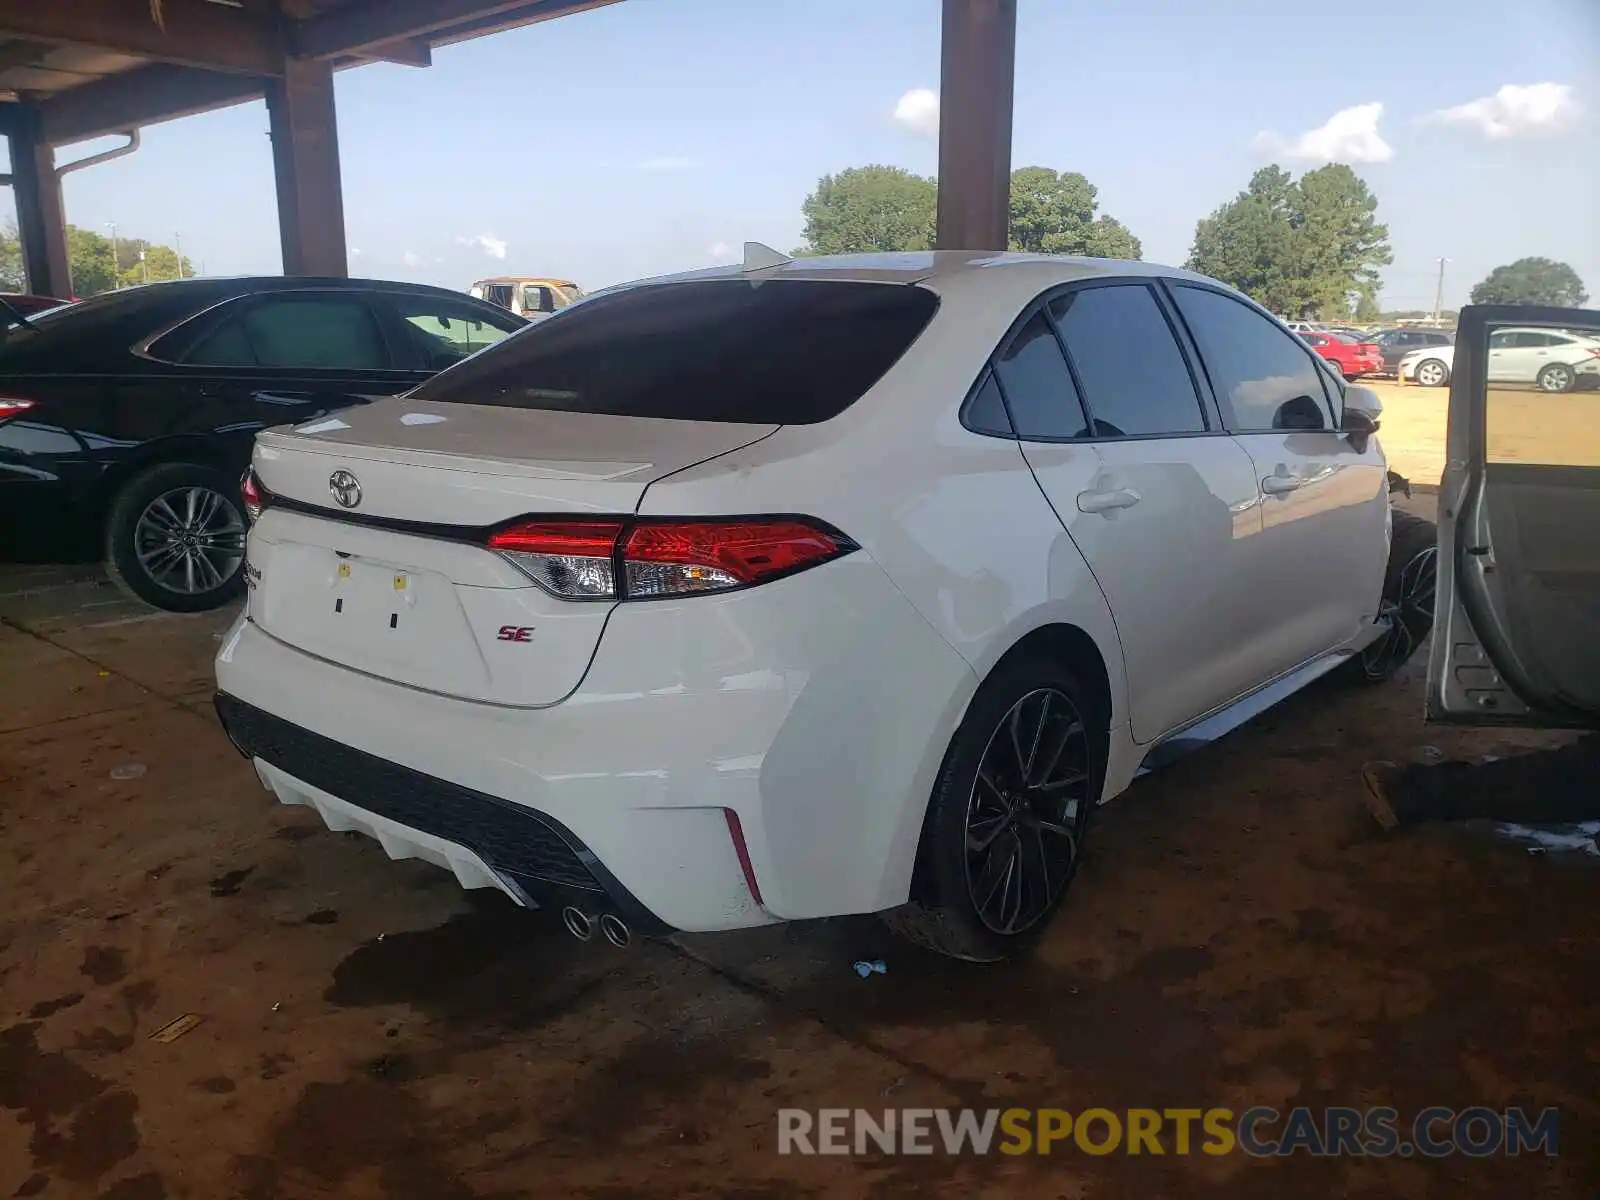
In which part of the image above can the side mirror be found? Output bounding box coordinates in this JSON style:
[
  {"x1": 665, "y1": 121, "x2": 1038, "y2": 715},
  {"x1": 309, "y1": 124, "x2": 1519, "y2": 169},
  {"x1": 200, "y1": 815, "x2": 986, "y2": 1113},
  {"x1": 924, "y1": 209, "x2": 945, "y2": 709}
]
[
  {"x1": 1342, "y1": 383, "x2": 1382, "y2": 450},
  {"x1": 1342, "y1": 384, "x2": 1382, "y2": 430}
]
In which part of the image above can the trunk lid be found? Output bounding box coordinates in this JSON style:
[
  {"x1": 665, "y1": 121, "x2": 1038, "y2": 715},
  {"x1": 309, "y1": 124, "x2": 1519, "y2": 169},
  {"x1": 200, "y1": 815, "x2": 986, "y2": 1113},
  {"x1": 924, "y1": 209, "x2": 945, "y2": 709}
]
[{"x1": 246, "y1": 395, "x2": 777, "y2": 707}]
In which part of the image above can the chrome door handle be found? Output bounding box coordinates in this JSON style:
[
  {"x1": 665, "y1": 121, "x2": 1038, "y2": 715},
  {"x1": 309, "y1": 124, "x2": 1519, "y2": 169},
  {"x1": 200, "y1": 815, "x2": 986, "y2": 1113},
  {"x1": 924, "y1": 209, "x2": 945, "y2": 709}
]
[
  {"x1": 1076, "y1": 487, "x2": 1141, "y2": 514},
  {"x1": 1262, "y1": 474, "x2": 1302, "y2": 495}
]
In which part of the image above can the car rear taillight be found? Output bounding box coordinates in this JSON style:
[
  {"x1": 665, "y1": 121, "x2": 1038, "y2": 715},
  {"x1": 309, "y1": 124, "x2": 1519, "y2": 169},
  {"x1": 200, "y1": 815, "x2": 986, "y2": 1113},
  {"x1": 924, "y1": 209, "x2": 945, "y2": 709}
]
[
  {"x1": 487, "y1": 520, "x2": 626, "y2": 599},
  {"x1": 0, "y1": 395, "x2": 35, "y2": 421},
  {"x1": 486, "y1": 517, "x2": 857, "y2": 601},
  {"x1": 240, "y1": 468, "x2": 268, "y2": 523}
]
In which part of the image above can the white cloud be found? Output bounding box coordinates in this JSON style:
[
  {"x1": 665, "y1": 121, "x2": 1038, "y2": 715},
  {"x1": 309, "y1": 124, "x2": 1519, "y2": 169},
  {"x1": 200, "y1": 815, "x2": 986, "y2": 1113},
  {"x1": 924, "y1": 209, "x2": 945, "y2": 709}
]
[
  {"x1": 635, "y1": 156, "x2": 699, "y2": 171},
  {"x1": 893, "y1": 87, "x2": 939, "y2": 137},
  {"x1": 456, "y1": 234, "x2": 508, "y2": 260},
  {"x1": 1424, "y1": 83, "x2": 1579, "y2": 138},
  {"x1": 401, "y1": 250, "x2": 423, "y2": 268},
  {"x1": 1253, "y1": 102, "x2": 1393, "y2": 164},
  {"x1": 708, "y1": 241, "x2": 738, "y2": 263}
]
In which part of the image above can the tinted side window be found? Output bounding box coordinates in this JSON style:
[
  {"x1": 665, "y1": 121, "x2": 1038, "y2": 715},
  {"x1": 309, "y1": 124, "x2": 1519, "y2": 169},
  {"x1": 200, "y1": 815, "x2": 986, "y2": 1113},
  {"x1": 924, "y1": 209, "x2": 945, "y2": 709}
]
[
  {"x1": 385, "y1": 295, "x2": 521, "y2": 370},
  {"x1": 183, "y1": 319, "x2": 257, "y2": 366},
  {"x1": 963, "y1": 370, "x2": 1013, "y2": 437},
  {"x1": 1050, "y1": 285, "x2": 1205, "y2": 437},
  {"x1": 1170, "y1": 286, "x2": 1334, "y2": 433},
  {"x1": 188, "y1": 296, "x2": 390, "y2": 370},
  {"x1": 992, "y1": 312, "x2": 1088, "y2": 440}
]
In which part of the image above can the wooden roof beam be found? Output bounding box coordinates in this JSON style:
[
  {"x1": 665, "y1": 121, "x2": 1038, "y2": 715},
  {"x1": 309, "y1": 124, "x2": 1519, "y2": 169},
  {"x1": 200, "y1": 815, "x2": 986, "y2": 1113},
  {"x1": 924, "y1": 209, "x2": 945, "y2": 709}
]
[
  {"x1": 292, "y1": 0, "x2": 619, "y2": 59},
  {"x1": 0, "y1": 0, "x2": 284, "y2": 77},
  {"x1": 38, "y1": 62, "x2": 268, "y2": 145}
]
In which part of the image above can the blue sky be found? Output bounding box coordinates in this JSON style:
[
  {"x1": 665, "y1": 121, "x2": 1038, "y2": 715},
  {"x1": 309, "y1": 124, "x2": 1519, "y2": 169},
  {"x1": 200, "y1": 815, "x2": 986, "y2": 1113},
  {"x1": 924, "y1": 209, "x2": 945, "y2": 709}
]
[{"x1": 14, "y1": 0, "x2": 1600, "y2": 308}]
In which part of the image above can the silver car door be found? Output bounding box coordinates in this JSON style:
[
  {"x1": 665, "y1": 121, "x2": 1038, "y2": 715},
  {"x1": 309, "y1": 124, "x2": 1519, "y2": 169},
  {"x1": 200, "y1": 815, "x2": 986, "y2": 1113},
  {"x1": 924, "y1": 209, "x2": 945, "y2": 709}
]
[{"x1": 1427, "y1": 304, "x2": 1600, "y2": 728}]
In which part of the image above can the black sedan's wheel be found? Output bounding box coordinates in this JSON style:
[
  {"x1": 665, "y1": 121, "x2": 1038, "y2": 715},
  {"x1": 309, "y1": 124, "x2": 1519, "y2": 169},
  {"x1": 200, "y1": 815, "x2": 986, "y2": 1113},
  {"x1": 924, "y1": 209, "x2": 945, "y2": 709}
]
[
  {"x1": 1537, "y1": 362, "x2": 1576, "y2": 394},
  {"x1": 106, "y1": 462, "x2": 248, "y2": 612},
  {"x1": 885, "y1": 656, "x2": 1101, "y2": 961},
  {"x1": 1353, "y1": 509, "x2": 1437, "y2": 683}
]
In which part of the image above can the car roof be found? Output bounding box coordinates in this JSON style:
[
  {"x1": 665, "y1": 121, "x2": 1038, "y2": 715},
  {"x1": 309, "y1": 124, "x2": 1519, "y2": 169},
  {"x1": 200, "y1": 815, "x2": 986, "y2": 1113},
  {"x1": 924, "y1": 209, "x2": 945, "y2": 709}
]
[
  {"x1": 617, "y1": 250, "x2": 1208, "y2": 289},
  {"x1": 0, "y1": 276, "x2": 512, "y2": 371}
]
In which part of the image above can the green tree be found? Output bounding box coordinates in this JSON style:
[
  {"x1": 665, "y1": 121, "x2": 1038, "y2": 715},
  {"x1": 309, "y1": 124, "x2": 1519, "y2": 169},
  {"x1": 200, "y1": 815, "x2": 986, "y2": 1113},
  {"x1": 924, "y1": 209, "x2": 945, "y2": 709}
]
[
  {"x1": 1007, "y1": 166, "x2": 1141, "y2": 259},
  {"x1": 115, "y1": 238, "x2": 194, "y2": 288},
  {"x1": 798, "y1": 164, "x2": 1142, "y2": 258},
  {"x1": 0, "y1": 222, "x2": 24, "y2": 292},
  {"x1": 1353, "y1": 288, "x2": 1381, "y2": 322},
  {"x1": 800, "y1": 165, "x2": 937, "y2": 255},
  {"x1": 1186, "y1": 163, "x2": 1392, "y2": 320},
  {"x1": 1186, "y1": 166, "x2": 1304, "y2": 316},
  {"x1": 1469, "y1": 258, "x2": 1589, "y2": 307},
  {"x1": 67, "y1": 226, "x2": 119, "y2": 296},
  {"x1": 0, "y1": 222, "x2": 190, "y2": 296},
  {"x1": 1294, "y1": 163, "x2": 1392, "y2": 317}
]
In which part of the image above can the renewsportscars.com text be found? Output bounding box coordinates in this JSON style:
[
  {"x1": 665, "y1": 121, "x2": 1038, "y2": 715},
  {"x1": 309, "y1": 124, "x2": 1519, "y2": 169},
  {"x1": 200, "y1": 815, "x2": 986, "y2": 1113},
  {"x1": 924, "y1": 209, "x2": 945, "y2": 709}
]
[{"x1": 777, "y1": 1106, "x2": 1559, "y2": 1158}]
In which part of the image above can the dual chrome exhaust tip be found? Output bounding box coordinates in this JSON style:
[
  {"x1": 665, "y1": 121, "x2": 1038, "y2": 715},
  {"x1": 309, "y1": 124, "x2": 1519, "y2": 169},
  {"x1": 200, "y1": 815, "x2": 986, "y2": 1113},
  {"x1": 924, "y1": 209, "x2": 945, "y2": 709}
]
[{"x1": 561, "y1": 905, "x2": 631, "y2": 948}]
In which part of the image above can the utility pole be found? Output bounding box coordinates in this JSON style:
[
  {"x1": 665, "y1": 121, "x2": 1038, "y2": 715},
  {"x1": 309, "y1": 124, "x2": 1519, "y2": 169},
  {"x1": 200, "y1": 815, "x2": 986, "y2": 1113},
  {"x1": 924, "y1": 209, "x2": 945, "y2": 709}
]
[
  {"x1": 105, "y1": 222, "x2": 119, "y2": 289},
  {"x1": 1431, "y1": 257, "x2": 1449, "y2": 326},
  {"x1": 174, "y1": 233, "x2": 183, "y2": 280}
]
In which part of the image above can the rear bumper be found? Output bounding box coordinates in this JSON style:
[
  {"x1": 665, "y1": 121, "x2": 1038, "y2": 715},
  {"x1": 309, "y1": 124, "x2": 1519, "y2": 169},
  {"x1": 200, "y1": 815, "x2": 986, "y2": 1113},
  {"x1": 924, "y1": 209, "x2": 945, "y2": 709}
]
[
  {"x1": 214, "y1": 692, "x2": 671, "y2": 933},
  {"x1": 213, "y1": 556, "x2": 977, "y2": 932}
]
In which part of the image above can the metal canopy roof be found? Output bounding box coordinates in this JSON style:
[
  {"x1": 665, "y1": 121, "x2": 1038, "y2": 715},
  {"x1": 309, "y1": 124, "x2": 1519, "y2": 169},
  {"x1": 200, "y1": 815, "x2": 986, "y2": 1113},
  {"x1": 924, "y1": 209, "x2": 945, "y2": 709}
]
[{"x1": 0, "y1": 0, "x2": 618, "y2": 145}]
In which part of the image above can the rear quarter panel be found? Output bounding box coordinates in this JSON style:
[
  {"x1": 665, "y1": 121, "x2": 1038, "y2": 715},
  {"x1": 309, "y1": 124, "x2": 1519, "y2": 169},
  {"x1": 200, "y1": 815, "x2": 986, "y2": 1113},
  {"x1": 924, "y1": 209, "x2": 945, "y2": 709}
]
[
  {"x1": 634, "y1": 270, "x2": 1132, "y2": 883},
  {"x1": 636, "y1": 267, "x2": 1129, "y2": 727}
]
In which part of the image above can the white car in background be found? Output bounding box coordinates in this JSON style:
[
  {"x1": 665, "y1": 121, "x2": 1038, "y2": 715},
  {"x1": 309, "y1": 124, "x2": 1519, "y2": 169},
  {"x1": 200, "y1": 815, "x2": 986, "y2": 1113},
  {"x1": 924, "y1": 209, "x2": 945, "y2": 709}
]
[
  {"x1": 1400, "y1": 326, "x2": 1600, "y2": 392},
  {"x1": 215, "y1": 248, "x2": 1434, "y2": 962}
]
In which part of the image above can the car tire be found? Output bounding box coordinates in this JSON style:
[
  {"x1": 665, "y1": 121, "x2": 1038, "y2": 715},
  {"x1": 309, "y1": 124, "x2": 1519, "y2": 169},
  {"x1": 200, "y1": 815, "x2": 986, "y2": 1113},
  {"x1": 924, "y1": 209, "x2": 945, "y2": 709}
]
[
  {"x1": 1537, "y1": 362, "x2": 1576, "y2": 394},
  {"x1": 1414, "y1": 358, "x2": 1450, "y2": 388},
  {"x1": 1345, "y1": 509, "x2": 1437, "y2": 684},
  {"x1": 883, "y1": 655, "x2": 1102, "y2": 962},
  {"x1": 105, "y1": 462, "x2": 249, "y2": 613}
]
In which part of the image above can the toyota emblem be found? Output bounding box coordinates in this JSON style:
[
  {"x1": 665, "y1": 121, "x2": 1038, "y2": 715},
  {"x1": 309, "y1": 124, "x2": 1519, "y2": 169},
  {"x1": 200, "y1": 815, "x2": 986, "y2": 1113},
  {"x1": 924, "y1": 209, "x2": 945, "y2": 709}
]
[{"x1": 329, "y1": 470, "x2": 362, "y2": 509}]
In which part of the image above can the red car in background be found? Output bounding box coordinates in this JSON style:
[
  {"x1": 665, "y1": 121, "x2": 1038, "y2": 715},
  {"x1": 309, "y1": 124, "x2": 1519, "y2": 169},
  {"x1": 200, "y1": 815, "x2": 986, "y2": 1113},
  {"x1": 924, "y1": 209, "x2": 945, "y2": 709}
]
[{"x1": 1301, "y1": 331, "x2": 1383, "y2": 380}]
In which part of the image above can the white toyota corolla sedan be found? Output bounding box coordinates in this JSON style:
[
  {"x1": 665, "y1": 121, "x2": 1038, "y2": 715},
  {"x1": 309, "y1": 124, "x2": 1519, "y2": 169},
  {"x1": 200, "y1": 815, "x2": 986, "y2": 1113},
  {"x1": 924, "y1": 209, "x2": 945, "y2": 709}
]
[{"x1": 214, "y1": 249, "x2": 1436, "y2": 961}]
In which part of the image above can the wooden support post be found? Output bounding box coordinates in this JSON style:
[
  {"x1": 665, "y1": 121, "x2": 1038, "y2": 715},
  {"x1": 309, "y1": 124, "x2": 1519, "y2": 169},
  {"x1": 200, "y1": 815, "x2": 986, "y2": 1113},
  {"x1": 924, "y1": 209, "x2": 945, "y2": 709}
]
[
  {"x1": 10, "y1": 106, "x2": 71, "y2": 297},
  {"x1": 935, "y1": 0, "x2": 1017, "y2": 252},
  {"x1": 266, "y1": 57, "x2": 347, "y2": 277}
]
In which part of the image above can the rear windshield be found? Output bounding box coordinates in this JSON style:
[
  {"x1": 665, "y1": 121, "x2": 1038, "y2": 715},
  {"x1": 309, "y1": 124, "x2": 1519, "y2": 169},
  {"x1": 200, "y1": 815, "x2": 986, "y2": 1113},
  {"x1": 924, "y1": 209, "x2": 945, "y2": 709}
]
[{"x1": 408, "y1": 278, "x2": 941, "y2": 424}]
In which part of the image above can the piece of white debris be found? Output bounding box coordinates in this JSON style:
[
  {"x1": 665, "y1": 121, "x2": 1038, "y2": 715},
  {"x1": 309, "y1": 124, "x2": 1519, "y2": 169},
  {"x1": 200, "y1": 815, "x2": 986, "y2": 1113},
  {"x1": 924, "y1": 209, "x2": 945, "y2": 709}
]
[
  {"x1": 1495, "y1": 820, "x2": 1600, "y2": 857},
  {"x1": 109, "y1": 763, "x2": 146, "y2": 781}
]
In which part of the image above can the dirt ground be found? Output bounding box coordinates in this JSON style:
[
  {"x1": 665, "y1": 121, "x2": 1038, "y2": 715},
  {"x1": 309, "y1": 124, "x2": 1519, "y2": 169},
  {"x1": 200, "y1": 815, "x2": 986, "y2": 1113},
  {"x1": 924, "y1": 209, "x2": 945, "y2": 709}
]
[
  {"x1": 3, "y1": 493, "x2": 1598, "y2": 1199},
  {"x1": 1368, "y1": 377, "x2": 1600, "y2": 486}
]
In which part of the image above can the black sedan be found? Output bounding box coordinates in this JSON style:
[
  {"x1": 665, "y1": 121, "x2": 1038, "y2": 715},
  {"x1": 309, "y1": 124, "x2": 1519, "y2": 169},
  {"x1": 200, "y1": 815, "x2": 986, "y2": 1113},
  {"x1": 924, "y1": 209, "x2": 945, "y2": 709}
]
[
  {"x1": 1362, "y1": 326, "x2": 1454, "y2": 375},
  {"x1": 0, "y1": 277, "x2": 526, "y2": 610}
]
